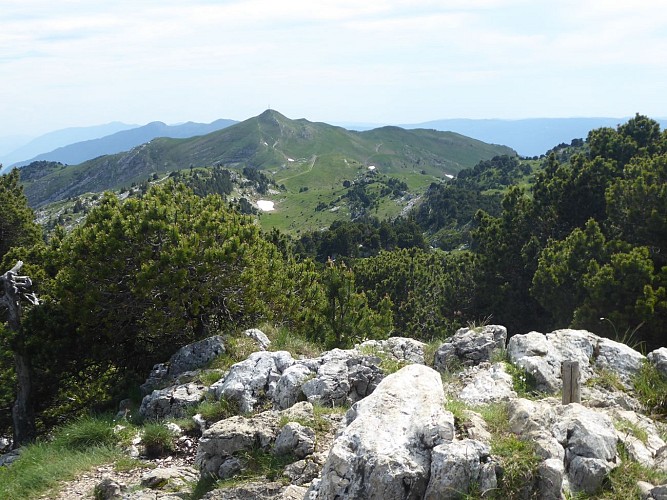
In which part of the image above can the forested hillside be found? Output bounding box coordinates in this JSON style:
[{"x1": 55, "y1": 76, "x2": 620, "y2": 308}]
[{"x1": 0, "y1": 114, "x2": 665, "y2": 447}]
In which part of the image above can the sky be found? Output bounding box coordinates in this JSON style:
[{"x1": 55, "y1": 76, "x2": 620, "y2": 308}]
[{"x1": 2, "y1": 0, "x2": 667, "y2": 139}]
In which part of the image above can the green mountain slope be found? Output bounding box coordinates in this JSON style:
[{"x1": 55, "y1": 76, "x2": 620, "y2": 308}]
[{"x1": 22, "y1": 110, "x2": 515, "y2": 209}]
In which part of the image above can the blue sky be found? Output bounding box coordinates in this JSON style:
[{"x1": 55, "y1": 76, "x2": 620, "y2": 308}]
[{"x1": 1, "y1": 0, "x2": 666, "y2": 138}]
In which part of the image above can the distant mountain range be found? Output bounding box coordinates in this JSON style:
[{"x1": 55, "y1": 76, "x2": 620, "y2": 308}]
[
  {"x1": 22, "y1": 110, "x2": 514, "y2": 207},
  {"x1": 0, "y1": 122, "x2": 137, "y2": 169},
  {"x1": 1, "y1": 119, "x2": 238, "y2": 173},
  {"x1": 369, "y1": 117, "x2": 667, "y2": 157},
  {"x1": 5, "y1": 115, "x2": 666, "y2": 174}
]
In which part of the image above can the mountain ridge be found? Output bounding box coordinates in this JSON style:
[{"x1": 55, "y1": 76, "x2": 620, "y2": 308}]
[{"x1": 22, "y1": 110, "x2": 515, "y2": 209}]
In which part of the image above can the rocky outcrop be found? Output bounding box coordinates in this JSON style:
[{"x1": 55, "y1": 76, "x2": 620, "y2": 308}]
[
  {"x1": 139, "y1": 382, "x2": 207, "y2": 420},
  {"x1": 90, "y1": 328, "x2": 667, "y2": 500},
  {"x1": 196, "y1": 401, "x2": 316, "y2": 478},
  {"x1": 141, "y1": 335, "x2": 225, "y2": 394},
  {"x1": 312, "y1": 364, "x2": 455, "y2": 499},
  {"x1": 433, "y1": 325, "x2": 507, "y2": 372},
  {"x1": 210, "y1": 350, "x2": 295, "y2": 413},
  {"x1": 508, "y1": 329, "x2": 645, "y2": 393}
]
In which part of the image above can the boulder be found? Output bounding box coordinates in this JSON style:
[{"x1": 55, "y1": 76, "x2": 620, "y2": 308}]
[
  {"x1": 425, "y1": 439, "x2": 496, "y2": 499},
  {"x1": 202, "y1": 481, "x2": 289, "y2": 499},
  {"x1": 274, "y1": 422, "x2": 316, "y2": 459},
  {"x1": 434, "y1": 325, "x2": 507, "y2": 372},
  {"x1": 211, "y1": 350, "x2": 295, "y2": 413},
  {"x1": 300, "y1": 351, "x2": 384, "y2": 408},
  {"x1": 140, "y1": 335, "x2": 225, "y2": 394},
  {"x1": 316, "y1": 364, "x2": 454, "y2": 499},
  {"x1": 140, "y1": 466, "x2": 198, "y2": 490},
  {"x1": 508, "y1": 329, "x2": 645, "y2": 394},
  {"x1": 648, "y1": 347, "x2": 667, "y2": 378},
  {"x1": 458, "y1": 362, "x2": 516, "y2": 405},
  {"x1": 273, "y1": 364, "x2": 314, "y2": 410},
  {"x1": 168, "y1": 335, "x2": 226, "y2": 377},
  {"x1": 139, "y1": 382, "x2": 206, "y2": 420},
  {"x1": 551, "y1": 404, "x2": 618, "y2": 493},
  {"x1": 94, "y1": 477, "x2": 126, "y2": 499}
]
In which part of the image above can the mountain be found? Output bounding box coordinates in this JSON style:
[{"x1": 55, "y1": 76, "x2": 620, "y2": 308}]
[
  {"x1": 0, "y1": 122, "x2": 137, "y2": 171},
  {"x1": 22, "y1": 110, "x2": 515, "y2": 210},
  {"x1": 11, "y1": 119, "x2": 238, "y2": 169},
  {"x1": 400, "y1": 117, "x2": 667, "y2": 157}
]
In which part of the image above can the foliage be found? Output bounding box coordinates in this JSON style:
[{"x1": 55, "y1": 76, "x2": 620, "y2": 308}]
[
  {"x1": 0, "y1": 169, "x2": 42, "y2": 264},
  {"x1": 490, "y1": 434, "x2": 541, "y2": 498},
  {"x1": 353, "y1": 248, "x2": 474, "y2": 340},
  {"x1": 309, "y1": 259, "x2": 393, "y2": 348}
]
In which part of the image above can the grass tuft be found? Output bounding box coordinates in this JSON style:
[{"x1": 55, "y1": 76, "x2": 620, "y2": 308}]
[
  {"x1": 141, "y1": 422, "x2": 175, "y2": 458},
  {"x1": 633, "y1": 361, "x2": 667, "y2": 419}
]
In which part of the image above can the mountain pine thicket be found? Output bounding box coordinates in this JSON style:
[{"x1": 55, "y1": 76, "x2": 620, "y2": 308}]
[{"x1": 0, "y1": 114, "x2": 665, "y2": 442}]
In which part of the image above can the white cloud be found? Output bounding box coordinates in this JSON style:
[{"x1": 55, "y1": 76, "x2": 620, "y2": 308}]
[{"x1": 1, "y1": 0, "x2": 666, "y2": 136}]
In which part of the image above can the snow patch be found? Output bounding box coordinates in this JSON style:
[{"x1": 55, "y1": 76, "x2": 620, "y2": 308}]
[
  {"x1": 287, "y1": 158, "x2": 295, "y2": 162},
  {"x1": 444, "y1": 174, "x2": 454, "y2": 179},
  {"x1": 368, "y1": 165, "x2": 376, "y2": 171},
  {"x1": 257, "y1": 200, "x2": 275, "y2": 212}
]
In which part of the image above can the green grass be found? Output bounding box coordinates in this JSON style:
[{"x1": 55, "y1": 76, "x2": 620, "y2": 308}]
[
  {"x1": 262, "y1": 323, "x2": 324, "y2": 359},
  {"x1": 633, "y1": 361, "x2": 667, "y2": 419},
  {"x1": 190, "y1": 396, "x2": 239, "y2": 423},
  {"x1": 588, "y1": 442, "x2": 667, "y2": 499},
  {"x1": 614, "y1": 418, "x2": 649, "y2": 444},
  {"x1": 141, "y1": 422, "x2": 175, "y2": 457},
  {"x1": 0, "y1": 443, "x2": 122, "y2": 500},
  {"x1": 586, "y1": 368, "x2": 626, "y2": 392},
  {"x1": 0, "y1": 415, "x2": 126, "y2": 500},
  {"x1": 50, "y1": 414, "x2": 119, "y2": 450}
]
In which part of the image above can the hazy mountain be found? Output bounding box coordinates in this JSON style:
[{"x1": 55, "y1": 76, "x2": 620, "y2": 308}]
[
  {"x1": 10, "y1": 119, "x2": 238, "y2": 169},
  {"x1": 22, "y1": 110, "x2": 515, "y2": 207},
  {"x1": 400, "y1": 117, "x2": 667, "y2": 157},
  {"x1": 0, "y1": 122, "x2": 137, "y2": 170}
]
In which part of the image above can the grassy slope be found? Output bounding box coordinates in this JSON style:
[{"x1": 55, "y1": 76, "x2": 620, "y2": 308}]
[{"x1": 23, "y1": 110, "x2": 514, "y2": 211}]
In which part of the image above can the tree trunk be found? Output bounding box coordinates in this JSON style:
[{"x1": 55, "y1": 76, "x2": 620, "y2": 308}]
[
  {"x1": 11, "y1": 351, "x2": 36, "y2": 446},
  {"x1": 1, "y1": 261, "x2": 38, "y2": 447}
]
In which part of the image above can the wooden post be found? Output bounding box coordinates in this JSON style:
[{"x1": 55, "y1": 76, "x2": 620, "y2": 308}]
[{"x1": 562, "y1": 360, "x2": 581, "y2": 405}]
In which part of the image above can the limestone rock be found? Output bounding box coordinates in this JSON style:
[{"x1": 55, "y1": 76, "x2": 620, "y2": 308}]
[
  {"x1": 648, "y1": 347, "x2": 667, "y2": 378},
  {"x1": 425, "y1": 439, "x2": 495, "y2": 499},
  {"x1": 434, "y1": 325, "x2": 507, "y2": 372},
  {"x1": 196, "y1": 402, "x2": 314, "y2": 477},
  {"x1": 168, "y1": 335, "x2": 226, "y2": 377},
  {"x1": 458, "y1": 362, "x2": 516, "y2": 405},
  {"x1": 273, "y1": 364, "x2": 315, "y2": 410},
  {"x1": 244, "y1": 328, "x2": 271, "y2": 351},
  {"x1": 211, "y1": 350, "x2": 295, "y2": 413},
  {"x1": 140, "y1": 466, "x2": 198, "y2": 490},
  {"x1": 93, "y1": 477, "x2": 126, "y2": 499},
  {"x1": 508, "y1": 329, "x2": 645, "y2": 394},
  {"x1": 139, "y1": 382, "x2": 206, "y2": 420},
  {"x1": 274, "y1": 422, "x2": 316, "y2": 459},
  {"x1": 358, "y1": 336, "x2": 426, "y2": 365},
  {"x1": 300, "y1": 351, "x2": 384, "y2": 408},
  {"x1": 316, "y1": 364, "x2": 454, "y2": 499},
  {"x1": 202, "y1": 481, "x2": 287, "y2": 499}
]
